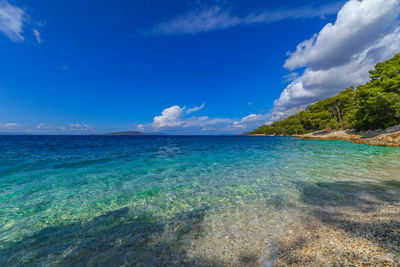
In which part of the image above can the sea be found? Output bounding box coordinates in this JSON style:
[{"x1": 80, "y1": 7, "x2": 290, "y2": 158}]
[{"x1": 1, "y1": 135, "x2": 399, "y2": 266}]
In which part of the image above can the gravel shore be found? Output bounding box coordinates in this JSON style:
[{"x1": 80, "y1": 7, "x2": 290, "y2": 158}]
[{"x1": 276, "y1": 181, "x2": 400, "y2": 267}]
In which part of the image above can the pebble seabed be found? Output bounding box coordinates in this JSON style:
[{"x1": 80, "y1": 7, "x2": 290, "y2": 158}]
[
  {"x1": 188, "y1": 182, "x2": 400, "y2": 267},
  {"x1": 276, "y1": 192, "x2": 400, "y2": 266},
  {"x1": 3, "y1": 182, "x2": 399, "y2": 266}
]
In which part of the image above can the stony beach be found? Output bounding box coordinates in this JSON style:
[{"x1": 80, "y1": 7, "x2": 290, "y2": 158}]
[
  {"x1": 189, "y1": 180, "x2": 400, "y2": 266},
  {"x1": 276, "y1": 183, "x2": 400, "y2": 266}
]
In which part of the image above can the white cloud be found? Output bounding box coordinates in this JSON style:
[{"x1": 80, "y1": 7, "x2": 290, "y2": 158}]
[
  {"x1": 137, "y1": 124, "x2": 145, "y2": 131},
  {"x1": 32, "y1": 28, "x2": 42, "y2": 44},
  {"x1": 69, "y1": 123, "x2": 93, "y2": 131},
  {"x1": 186, "y1": 102, "x2": 205, "y2": 114},
  {"x1": 152, "y1": 103, "x2": 209, "y2": 131},
  {"x1": 148, "y1": 104, "x2": 272, "y2": 134},
  {"x1": 233, "y1": 114, "x2": 269, "y2": 129},
  {"x1": 4, "y1": 122, "x2": 18, "y2": 127},
  {"x1": 0, "y1": 122, "x2": 20, "y2": 129},
  {"x1": 151, "y1": 104, "x2": 235, "y2": 133},
  {"x1": 0, "y1": 1, "x2": 25, "y2": 42},
  {"x1": 4, "y1": 122, "x2": 95, "y2": 134},
  {"x1": 153, "y1": 105, "x2": 185, "y2": 130},
  {"x1": 36, "y1": 123, "x2": 47, "y2": 129},
  {"x1": 132, "y1": 123, "x2": 149, "y2": 132},
  {"x1": 284, "y1": 0, "x2": 400, "y2": 70},
  {"x1": 181, "y1": 116, "x2": 233, "y2": 130},
  {"x1": 272, "y1": 0, "x2": 400, "y2": 121},
  {"x1": 151, "y1": 3, "x2": 344, "y2": 36},
  {"x1": 36, "y1": 123, "x2": 67, "y2": 132}
]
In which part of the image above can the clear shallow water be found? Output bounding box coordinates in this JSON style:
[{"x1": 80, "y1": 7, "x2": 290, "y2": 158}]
[{"x1": 1, "y1": 136, "x2": 400, "y2": 265}]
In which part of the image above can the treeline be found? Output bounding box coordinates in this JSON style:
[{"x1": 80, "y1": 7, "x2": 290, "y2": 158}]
[{"x1": 248, "y1": 52, "x2": 400, "y2": 135}]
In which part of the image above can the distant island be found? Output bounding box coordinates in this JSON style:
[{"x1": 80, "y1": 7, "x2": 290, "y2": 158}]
[
  {"x1": 91, "y1": 131, "x2": 165, "y2": 136},
  {"x1": 247, "y1": 52, "x2": 400, "y2": 147}
]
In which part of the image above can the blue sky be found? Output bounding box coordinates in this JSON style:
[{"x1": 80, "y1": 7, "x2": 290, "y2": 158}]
[{"x1": 0, "y1": 0, "x2": 399, "y2": 134}]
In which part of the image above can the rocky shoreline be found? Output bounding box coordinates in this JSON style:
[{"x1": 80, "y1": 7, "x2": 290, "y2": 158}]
[
  {"x1": 295, "y1": 124, "x2": 400, "y2": 147},
  {"x1": 250, "y1": 125, "x2": 400, "y2": 147}
]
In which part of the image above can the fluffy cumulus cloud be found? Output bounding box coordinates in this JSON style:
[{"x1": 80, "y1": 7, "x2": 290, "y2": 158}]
[
  {"x1": 151, "y1": 3, "x2": 343, "y2": 36},
  {"x1": 272, "y1": 0, "x2": 400, "y2": 120},
  {"x1": 152, "y1": 104, "x2": 234, "y2": 133},
  {"x1": 153, "y1": 106, "x2": 186, "y2": 130},
  {"x1": 145, "y1": 103, "x2": 278, "y2": 134}
]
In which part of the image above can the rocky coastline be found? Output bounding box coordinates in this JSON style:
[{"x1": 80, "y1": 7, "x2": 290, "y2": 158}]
[
  {"x1": 295, "y1": 124, "x2": 400, "y2": 147},
  {"x1": 250, "y1": 125, "x2": 400, "y2": 147}
]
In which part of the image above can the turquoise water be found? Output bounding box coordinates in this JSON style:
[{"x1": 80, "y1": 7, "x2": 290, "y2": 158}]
[{"x1": 1, "y1": 135, "x2": 400, "y2": 265}]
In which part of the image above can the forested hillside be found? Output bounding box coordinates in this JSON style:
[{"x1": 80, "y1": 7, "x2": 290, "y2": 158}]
[{"x1": 249, "y1": 52, "x2": 400, "y2": 135}]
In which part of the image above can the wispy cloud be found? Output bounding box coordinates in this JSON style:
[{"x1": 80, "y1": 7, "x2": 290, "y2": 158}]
[
  {"x1": 232, "y1": 114, "x2": 269, "y2": 129},
  {"x1": 0, "y1": 0, "x2": 25, "y2": 41},
  {"x1": 69, "y1": 123, "x2": 94, "y2": 131},
  {"x1": 0, "y1": 122, "x2": 20, "y2": 129},
  {"x1": 59, "y1": 63, "x2": 69, "y2": 70},
  {"x1": 32, "y1": 28, "x2": 42, "y2": 44},
  {"x1": 0, "y1": 122, "x2": 95, "y2": 134},
  {"x1": 186, "y1": 102, "x2": 205, "y2": 114},
  {"x1": 0, "y1": 1, "x2": 44, "y2": 44},
  {"x1": 150, "y1": 2, "x2": 344, "y2": 36}
]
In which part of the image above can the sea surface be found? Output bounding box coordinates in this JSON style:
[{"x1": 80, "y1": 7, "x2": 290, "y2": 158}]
[{"x1": 1, "y1": 135, "x2": 400, "y2": 266}]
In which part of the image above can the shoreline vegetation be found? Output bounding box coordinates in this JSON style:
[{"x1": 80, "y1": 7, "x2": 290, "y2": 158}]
[{"x1": 248, "y1": 53, "x2": 400, "y2": 147}]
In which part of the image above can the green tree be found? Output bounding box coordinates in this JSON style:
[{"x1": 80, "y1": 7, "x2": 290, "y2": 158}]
[
  {"x1": 352, "y1": 53, "x2": 400, "y2": 130},
  {"x1": 248, "y1": 52, "x2": 400, "y2": 135}
]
